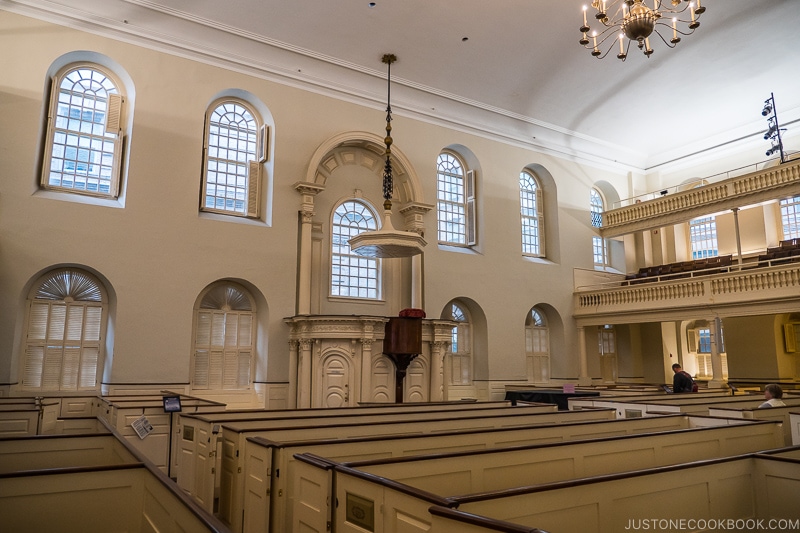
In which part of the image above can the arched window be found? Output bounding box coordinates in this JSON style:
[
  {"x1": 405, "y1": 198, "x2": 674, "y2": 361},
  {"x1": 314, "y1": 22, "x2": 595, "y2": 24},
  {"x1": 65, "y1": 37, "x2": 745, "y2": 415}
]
[
  {"x1": 689, "y1": 216, "x2": 718, "y2": 259},
  {"x1": 22, "y1": 268, "x2": 106, "y2": 391},
  {"x1": 780, "y1": 195, "x2": 800, "y2": 239},
  {"x1": 437, "y1": 152, "x2": 476, "y2": 246},
  {"x1": 525, "y1": 308, "x2": 549, "y2": 383},
  {"x1": 41, "y1": 64, "x2": 125, "y2": 198},
  {"x1": 331, "y1": 200, "x2": 380, "y2": 299},
  {"x1": 520, "y1": 170, "x2": 544, "y2": 256},
  {"x1": 447, "y1": 302, "x2": 472, "y2": 385},
  {"x1": 201, "y1": 99, "x2": 266, "y2": 218},
  {"x1": 192, "y1": 282, "x2": 255, "y2": 390},
  {"x1": 590, "y1": 188, "x2": 608, "y2": 268}
]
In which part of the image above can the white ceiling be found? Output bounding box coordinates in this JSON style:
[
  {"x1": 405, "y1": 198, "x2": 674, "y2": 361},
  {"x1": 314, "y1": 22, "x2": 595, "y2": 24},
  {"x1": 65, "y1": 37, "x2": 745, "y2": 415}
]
[{"x1": 5, "y1": 0, "x2": 800, "y2": 171}]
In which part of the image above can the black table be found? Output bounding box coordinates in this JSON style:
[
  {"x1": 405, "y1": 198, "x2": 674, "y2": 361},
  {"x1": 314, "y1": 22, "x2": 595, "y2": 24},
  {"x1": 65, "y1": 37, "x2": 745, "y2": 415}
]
[{"x1": 504, "y1": 389, "x2": 600, "y2": 410}]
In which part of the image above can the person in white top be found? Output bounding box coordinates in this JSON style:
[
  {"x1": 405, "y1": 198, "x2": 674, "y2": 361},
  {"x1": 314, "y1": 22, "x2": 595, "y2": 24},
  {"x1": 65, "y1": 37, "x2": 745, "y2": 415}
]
[{"x1": 758, "y1": 383, "x2": 786, "y2": 408}]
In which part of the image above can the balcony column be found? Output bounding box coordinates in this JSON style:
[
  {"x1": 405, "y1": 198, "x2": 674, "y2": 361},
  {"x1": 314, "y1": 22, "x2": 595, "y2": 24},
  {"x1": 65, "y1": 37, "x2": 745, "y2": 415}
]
[
  {"x1": 732, "y1": 208, "x2": 743, "y2": 267},
  {"x1": 708, "y1": 317, "x2": 727, "y2": 389},
  {"x1": 577, "y1": 326, "x2": 592, "y2": 386}
]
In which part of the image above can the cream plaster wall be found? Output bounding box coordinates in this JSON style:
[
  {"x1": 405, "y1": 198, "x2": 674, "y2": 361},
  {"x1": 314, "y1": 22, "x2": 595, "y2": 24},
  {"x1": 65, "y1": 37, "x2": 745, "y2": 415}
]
[{"x1": 2, "y1": 11, "x2": 796, "y2": 399}]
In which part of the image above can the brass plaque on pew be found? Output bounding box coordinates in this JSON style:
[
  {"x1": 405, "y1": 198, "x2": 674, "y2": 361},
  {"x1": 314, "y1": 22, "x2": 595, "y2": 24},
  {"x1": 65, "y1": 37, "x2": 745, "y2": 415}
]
[{"x1": 345, "y1": 492, "x2": 374, "y2": 532}]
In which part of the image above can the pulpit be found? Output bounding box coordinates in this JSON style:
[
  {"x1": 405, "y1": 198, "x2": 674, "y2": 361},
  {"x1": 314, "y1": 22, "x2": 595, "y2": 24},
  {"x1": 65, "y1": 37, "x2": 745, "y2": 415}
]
[{"x1": 383, "y1": 308, "x2": 425, "y2": 403}]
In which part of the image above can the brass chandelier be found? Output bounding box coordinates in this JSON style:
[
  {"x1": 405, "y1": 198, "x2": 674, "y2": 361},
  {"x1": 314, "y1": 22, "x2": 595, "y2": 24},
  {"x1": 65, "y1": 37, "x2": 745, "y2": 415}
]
[{"x1": 579, "y1": 0, "x2": 706, "y2": 60}]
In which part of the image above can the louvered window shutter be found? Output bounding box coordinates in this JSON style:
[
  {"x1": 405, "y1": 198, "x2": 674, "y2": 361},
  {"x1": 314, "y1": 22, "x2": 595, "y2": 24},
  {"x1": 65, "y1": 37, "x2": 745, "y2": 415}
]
[
  {"x1": 247, "y1": 161, "x2": 261, "y2": 218},
  {"x1": 23, "y1": 346, "x2": 44, "y2": 388},
  {"x1": 688, "y1": 329, "x2": 698, "y2": 352},
  {"x1": 40, "y1": 77, "x2": 60, "y2": 188},
  {"x1": 194, "y1": 350, "x2": 210, "y2": 389},
  {"x1": 466, "y1": 170, "x2": 477, "y2": 246},
  {"x1": 536, "y1": 186, "x2": 545, "y2": 257},
  {"x1": 785, "y1": 323, "x2": 798, "y2": 353},
  {"x1": 42, "y1": 346, "x2": 63, "y2": 390},
  {"x1": 209, "y1": 350, "x2": 224, "y2": 389}
]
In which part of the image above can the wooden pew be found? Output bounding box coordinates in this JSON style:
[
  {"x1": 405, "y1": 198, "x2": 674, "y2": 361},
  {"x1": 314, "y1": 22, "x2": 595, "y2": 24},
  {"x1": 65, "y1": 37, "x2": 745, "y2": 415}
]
[
  {"x1": 0, "y1": 398, "x2": 61, "y2": 436},
  {"x1": 176, "y1": 402, "x2": 556, "y2": 515},
  {"x1": 791, "y1": 412, "x2": 800, "y2": 446},
  {"x1": 174, "y1": 401, "x2": 529, "y2": 508},
  {"x1": 0, "y1": 421, "x2": 231, "y2": 533},
  {"x1": 573, "y1": 393, "x2": 792, "y2": 419},
  {"x1": 0, "y1": 464, "x2": 231, "y2": 533},
  {"x1": 321, "y1": 420, "x2": 784, "y2": 533},
  {"x1": 567, "y1": 390, "x2": 743, "y2": 411},
  {"x1": 283, "y1": 414, "x2": 764, "y2": 533},
  {"x1": 93, "y1": 394, "x2": 226, "y2": 475},
  {"x1": 216, "y1": 405, "x2": 605, "y2": 533},
  {"x1": 439, "y1": 454, "x2": 800, "y2": 533},
  {"x1": 0, "y1": 433, "x2": 136, "y2": 474},
  {"x1": 708, "y1": 402, "x2": 800, "y2": 445}
]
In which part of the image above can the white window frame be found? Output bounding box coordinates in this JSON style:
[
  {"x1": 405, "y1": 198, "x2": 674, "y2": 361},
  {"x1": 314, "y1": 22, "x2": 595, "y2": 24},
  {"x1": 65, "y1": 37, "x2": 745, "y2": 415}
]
[
  {"x1": 780, "y1": 195, "x2": 800, "y2": 239},
  {"x1": 22, "y1": 268, "x2": 106, "y2": 391},
  {"x1": 192, "y1": 283, "x2": 256, "y2": 391},
  {"x1": 520, "y1": 171, "x2": 544, "y2": 257},
  {"x1": 525, "y1": 308, "x2": 550, "y2": 383},
  {"x1": 437, "y1": 152, "x2": 476, "y2": 246},
  {"x1": 590, "y1": 188, "x2": 608, "y2": 268},
  {"x1": 201, "y1": 99, "x2": 265, "y2": 218},
  {"x1": 41, "y1": 64, "x2": 125, "y2": 199},
  {"x1": 330, "y1": 199, "x2": 381, "y2": 300},
  {"x1": 448, "y1": 302, "x2": 473, "y2": 386},
  {"x1": 689, "y1": 216, "x2": 719, "y2": 259}
]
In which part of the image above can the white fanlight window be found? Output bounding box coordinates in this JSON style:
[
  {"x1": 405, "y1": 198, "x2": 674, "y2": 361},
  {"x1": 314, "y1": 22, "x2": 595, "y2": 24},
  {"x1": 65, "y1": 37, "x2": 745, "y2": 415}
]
[
  {"x1": 331, "y1": 200, "x2": 380, "y2": 299},
  {"x1": 520, "y1": 171, "x2": 544, "y2": 257},
  {"x1": 437, "y1": 152, "x2": 476, "y2": 246},
  {"x1": 192, "y1": 283, "x2": 255, "y2": 390},
  {"x1": 201, "y1": 99, "x2": 265, "y2": 218},
  {"x1": 590, "y1": 188, "x2": 608, "y2": 268},
  {"x1": 448, "y1": 302, "x2": 472, "y2": 385},
  {"x1": 41, "y1": 64, "x2": 125, "y2": 198},
  {"x1": 525, "y1": 308, "x2": 550, "y2": 383},
  {"x1": 23, "y1": 268, "x2": 106, "y2": 391}
]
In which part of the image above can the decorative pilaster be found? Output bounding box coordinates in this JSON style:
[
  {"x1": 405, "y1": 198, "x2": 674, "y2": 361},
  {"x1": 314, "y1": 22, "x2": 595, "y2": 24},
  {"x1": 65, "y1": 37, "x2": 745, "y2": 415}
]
[
  {"x1": 400, "y1": 202, "x2": 433, "y2": 309},
  {"x1": 298, "y1": 338, "x2": 313, "y2": 408},
  {"x1": 360, "y1": 338, "x2": 374, "y2": 402},
  {"x1": 288, "y1": 340, "x2": 299, "y2": 409},
  {"x1": 294, "y1": 182, "x2": 325, "y2": 315},
  {"x1": 577, "y1": 326, "x2": 592, "y2": 386}
]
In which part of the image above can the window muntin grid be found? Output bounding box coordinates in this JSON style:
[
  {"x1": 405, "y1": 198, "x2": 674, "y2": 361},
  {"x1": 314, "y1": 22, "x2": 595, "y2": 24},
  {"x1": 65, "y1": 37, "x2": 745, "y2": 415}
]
[
  {"x1": 520, "y1": 171, "x2": 540, "y2": 256},
  {"x1": 437, "y1": 152, "x2": 466, "y2": 244},
  {"x1": 331, "y1": 200, "x2": 380, "y2": 299},
  {"x1": 526, "y1": 308, "x2": 548, "y2": 355},
  {"x1": 697, "y1": 328, "x2": 712, "y2": 353},
  {"x1": 780, "y1": 196, "x2": 800, "y2": 239},
  {"x1": 690, "y1": 216, "x2": 719, "y2": 259},
  {"x1": 590, "y1": 188, "x2": 603, "y2": 228},
  {"x1": 46, "y1": 68, "x2": 119, "y2": 196},
  {"x1": 590, "y1": 188, "x2": 608, "y2": 267},
  {"x1": 448, "y1": 303, "x2": 471, "y2": 385},
  {"x1": 204, "y1": 101, "x2": 258, "y2": 215}
]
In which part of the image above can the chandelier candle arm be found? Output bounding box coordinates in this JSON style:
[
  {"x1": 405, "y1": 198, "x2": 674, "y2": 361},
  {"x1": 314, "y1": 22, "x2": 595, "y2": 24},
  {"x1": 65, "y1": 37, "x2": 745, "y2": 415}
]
[{"x1": 579, "y1": 0, "x2": 706, "y2": 60}]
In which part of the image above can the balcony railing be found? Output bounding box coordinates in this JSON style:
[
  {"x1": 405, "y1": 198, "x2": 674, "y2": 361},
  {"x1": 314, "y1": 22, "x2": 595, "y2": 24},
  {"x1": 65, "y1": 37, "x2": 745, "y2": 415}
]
[
  {"x1": 600, "y1": 160, "x2": 800, "y2": 238},
  {"x1": 574, "y1": 260, "x2": 800, "y2": 322}
]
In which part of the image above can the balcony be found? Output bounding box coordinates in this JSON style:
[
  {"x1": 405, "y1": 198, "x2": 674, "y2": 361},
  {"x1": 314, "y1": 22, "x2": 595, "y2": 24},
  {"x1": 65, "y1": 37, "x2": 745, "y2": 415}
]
[
  {"x1": 600, "y1": 160, "x2": 800, "y2": 238},
  {"x1": 573, "y1": 260, "x2": 800, "y2": 325}
]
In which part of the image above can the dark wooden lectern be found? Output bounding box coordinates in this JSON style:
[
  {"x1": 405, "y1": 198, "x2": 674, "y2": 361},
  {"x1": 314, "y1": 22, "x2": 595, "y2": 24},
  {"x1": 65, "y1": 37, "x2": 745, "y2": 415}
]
[{"x1": 383, "y1": 309, "x2": 425, "y2": 403}]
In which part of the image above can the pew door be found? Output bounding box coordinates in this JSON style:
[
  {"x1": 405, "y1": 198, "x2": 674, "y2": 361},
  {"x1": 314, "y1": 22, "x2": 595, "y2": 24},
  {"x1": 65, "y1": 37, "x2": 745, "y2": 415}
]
[{"x1": 405, "y1": 357, "x2": 427, "y2": 402}]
